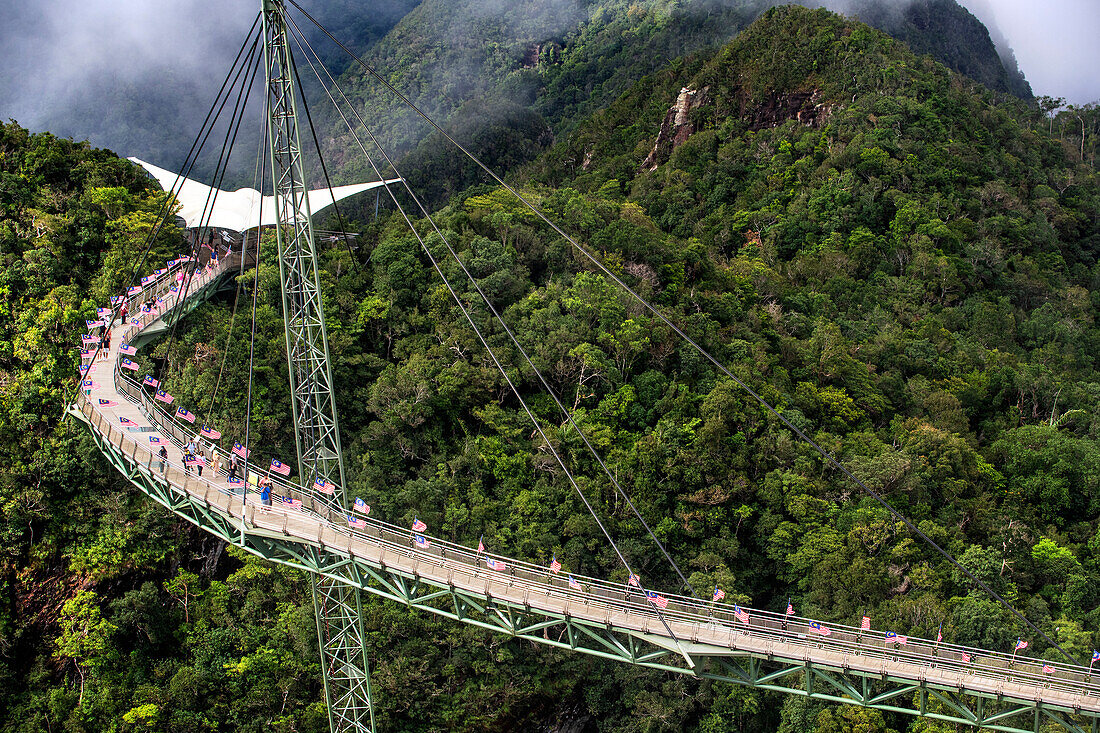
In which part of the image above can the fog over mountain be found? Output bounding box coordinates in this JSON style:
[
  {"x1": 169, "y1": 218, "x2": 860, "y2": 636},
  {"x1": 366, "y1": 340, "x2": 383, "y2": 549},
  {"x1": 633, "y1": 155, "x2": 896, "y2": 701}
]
[{"x1": 0, "y1": 0, "x2": 1094, "y2": 171}]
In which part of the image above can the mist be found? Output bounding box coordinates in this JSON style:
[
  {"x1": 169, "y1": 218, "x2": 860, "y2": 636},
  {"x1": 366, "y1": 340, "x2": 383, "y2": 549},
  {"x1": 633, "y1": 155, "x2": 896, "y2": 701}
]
[{"x1": 0, "y1": 0, "x2": 1095, "y2": 175}]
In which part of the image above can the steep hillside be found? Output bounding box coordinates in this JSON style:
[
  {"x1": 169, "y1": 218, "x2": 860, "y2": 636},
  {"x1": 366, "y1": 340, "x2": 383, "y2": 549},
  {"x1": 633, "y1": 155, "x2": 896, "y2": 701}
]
[
  {"x1": 3, "y1": 7, "x2": 1098, "y2": 732},
  {"x1": 348, "y1": 0, "x2": 1034, "y2": 207}
]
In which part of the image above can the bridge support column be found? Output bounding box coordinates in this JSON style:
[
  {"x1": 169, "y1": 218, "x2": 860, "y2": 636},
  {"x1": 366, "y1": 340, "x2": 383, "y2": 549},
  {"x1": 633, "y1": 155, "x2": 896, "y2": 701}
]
[{"x1": 313, "y1": 577, "x2": 375, "y2": 733}]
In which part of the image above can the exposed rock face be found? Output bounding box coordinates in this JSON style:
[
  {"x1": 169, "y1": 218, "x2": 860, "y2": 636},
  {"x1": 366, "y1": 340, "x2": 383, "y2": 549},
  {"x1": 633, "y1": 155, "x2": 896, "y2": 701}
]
[
  {"x1": 742, "y1": 88, "x2": 832, "y2": 131},
  {"x1": 643, "y1": 85, "x2": 832, "y2": 171},
  {"x1": 642, "y1": 86, "x2": 710, "y2": 171}
]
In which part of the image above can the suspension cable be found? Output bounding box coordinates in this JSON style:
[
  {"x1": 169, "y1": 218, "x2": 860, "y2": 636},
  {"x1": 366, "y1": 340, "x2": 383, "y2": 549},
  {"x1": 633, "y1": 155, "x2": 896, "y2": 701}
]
[
  {"x1": 288, "y1": 0, "x2": 1078, "y2": 665},
  {"x1": 202, "y1": 80, "x2": 272, "y2": 433},
  {"x1": 283, "y1": 22, "x2": 690, "y2": 648},
  {"x1": 287, "y1": 18, "x2": 699, "y2": 600},
  {"x1": 165, "y1": 31, "x2": 263, "y2": 370},
  {"x1": 69, "y1": 13, "x2": 263, "y2": 395}
]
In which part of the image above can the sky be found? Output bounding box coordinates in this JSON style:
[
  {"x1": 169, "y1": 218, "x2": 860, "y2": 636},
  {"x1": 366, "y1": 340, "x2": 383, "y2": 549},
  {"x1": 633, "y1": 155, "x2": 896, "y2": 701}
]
[
  {"x1": 961, "y1": 0, "x2": 1100, "y2": 104},
  {"x1": 0, "y1": 0, "x2": 1095, "y2": 155}
]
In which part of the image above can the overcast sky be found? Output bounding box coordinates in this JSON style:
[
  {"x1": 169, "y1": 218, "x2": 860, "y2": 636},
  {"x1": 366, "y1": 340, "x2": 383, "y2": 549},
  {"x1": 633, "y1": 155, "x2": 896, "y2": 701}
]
[
  {"x1": 962, "y1": 0, "x2": 1100, "y2": 104},
  {"x1": 0, "y1": 0, "x2": 1096, "y2": 145}
]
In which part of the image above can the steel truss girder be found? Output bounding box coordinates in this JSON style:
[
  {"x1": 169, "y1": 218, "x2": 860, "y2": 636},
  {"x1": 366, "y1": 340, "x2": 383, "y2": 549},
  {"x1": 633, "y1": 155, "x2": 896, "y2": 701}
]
[{"x1": 77, "y1": 424, "x2": 1100, "y2": 733}]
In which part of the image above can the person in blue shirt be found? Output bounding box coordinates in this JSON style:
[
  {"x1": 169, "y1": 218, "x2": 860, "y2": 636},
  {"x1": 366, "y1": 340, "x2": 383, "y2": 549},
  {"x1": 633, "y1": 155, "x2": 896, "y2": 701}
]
[{"x1": 259, "y1": 475, "x2": 272, "y2": 507}]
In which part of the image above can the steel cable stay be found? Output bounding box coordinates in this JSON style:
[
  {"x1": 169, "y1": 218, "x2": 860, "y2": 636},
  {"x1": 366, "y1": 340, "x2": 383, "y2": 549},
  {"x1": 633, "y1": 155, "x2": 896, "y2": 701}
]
[
  {"x1": 285, "y1": 19, "x2": 701, "y2": 603},
  {"x1": 164, "y1": 32, "x2": 265, "y2": 379},
  {"x1": 287, "y1": 0, "x2": 1079, "y2": 666},
  {"x1": 281, "y1": 16, "x2": 692, "y2": 650},
  {"x1": 201, "y1": 100, "x2": 271, "y2": 432},
  {"x1": 69, "y1": 14, "x2": 263, "y2": 403}
]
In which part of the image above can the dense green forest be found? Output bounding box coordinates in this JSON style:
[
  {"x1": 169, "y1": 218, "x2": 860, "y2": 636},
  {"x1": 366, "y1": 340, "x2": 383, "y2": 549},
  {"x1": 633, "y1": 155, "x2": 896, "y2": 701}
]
[
  {"x1": 2, "y1": 4, "x2": 1100, "y2": 732},
  {"x1": 330, "y1": 0, "x2": 1033, "y2": 206}
]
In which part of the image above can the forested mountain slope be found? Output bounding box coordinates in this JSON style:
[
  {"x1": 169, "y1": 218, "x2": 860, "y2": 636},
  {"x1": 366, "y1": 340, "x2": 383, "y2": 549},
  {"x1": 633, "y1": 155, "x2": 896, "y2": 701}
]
[
  {"x1": 334, "y1": 0, "x2": 1032, "y2": 205},
  {"x1": 2, "y1": 6, "x2": 1099, "y2": 733}
]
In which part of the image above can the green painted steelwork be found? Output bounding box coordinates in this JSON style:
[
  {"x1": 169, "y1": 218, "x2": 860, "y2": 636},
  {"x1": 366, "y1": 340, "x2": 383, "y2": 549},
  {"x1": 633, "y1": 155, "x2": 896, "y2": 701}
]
[
  {"x1": 65, "y1": 397, "x2": 1100, "y2": 733},
  {"x1": 260, "y1": 2, "x2": 368, "y2": 730}
]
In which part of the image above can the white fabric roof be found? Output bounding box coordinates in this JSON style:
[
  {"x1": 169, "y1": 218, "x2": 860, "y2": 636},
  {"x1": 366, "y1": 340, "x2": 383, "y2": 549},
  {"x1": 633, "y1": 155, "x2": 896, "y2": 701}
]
[{"x1": 129, "y1": 157, "x2": 400, "y2": 232}]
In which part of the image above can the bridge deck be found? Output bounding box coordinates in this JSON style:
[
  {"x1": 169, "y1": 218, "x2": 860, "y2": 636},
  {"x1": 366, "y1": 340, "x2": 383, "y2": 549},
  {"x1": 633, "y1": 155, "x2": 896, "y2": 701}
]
[{"x1": 71, "y1": 252, "x2": 1100, "y2": 722}]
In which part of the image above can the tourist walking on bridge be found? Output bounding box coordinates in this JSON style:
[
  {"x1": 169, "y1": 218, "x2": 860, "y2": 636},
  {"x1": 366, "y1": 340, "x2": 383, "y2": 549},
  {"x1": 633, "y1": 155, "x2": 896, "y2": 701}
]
[{"x1": 159, "y1": 445, "x2": 168, "y2": 473}]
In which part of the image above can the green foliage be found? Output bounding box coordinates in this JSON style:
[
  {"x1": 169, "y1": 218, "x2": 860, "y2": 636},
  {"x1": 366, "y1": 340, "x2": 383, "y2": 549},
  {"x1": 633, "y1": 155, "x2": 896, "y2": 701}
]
[{"x1": 1, "y1": 4, "x2": 1099, "y2": 731}]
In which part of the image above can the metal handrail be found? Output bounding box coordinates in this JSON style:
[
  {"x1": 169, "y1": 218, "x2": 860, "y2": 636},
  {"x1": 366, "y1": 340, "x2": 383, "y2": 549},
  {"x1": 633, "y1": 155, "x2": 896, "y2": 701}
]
[{"x1": 72, "y1": 252, "x2": 1100, "y2": 702}]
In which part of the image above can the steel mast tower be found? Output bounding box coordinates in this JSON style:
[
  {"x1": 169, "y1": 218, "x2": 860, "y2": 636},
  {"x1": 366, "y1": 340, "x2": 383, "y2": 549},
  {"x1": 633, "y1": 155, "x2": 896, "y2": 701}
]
[{"x1": 261, "y1": 1, "x2": 375, "y2": 730}]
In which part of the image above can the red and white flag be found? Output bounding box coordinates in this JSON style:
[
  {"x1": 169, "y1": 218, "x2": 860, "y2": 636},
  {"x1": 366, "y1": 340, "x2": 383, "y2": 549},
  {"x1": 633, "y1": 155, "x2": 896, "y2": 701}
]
[
  {"x1": 412, "y1": 518, "x2": 427, "y2": 532},
  {"x1": 549, "y1": 556, "x2": 561, "y2": 574},
  {"x1": 861, "y1": 616, "x2": 871, "y2": 631},
  {"x1": 232, "y1": 442, "x2": 249, "y2": 459},
  {"x1": 269, "y1": 458, "x2": 291, "y2": 477},
  {"x1": 734, "y1": 605, "x2": 750, "y2": 624},
  {"x1": 120, "y1": 358, "x2": 139, "y2": 371},
  {"x1": 486, "y1": 557, "x2": 506, "y2": 572},
  {"x1": 175, "y1": 407, "x2": 195, "y2": 423},
  {"x1": 314, "y1": 477, "x2": 335, "y2": 494},
  {"x1": 155, "y1": 390, "x2": 174, "y2": 404}
]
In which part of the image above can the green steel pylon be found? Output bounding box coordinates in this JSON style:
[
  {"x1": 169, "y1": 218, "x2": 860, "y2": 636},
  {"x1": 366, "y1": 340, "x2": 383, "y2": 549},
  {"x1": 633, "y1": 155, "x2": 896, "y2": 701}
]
[{"x1": 261, "y1": 2, "x2": 374, "y2": 731}]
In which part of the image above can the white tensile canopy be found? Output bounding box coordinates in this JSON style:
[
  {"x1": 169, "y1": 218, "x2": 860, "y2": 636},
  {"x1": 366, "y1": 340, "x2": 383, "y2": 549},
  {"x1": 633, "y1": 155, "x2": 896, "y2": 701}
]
[{"x1": 129, "y1": 157, "x2": 400, "y2": 232}]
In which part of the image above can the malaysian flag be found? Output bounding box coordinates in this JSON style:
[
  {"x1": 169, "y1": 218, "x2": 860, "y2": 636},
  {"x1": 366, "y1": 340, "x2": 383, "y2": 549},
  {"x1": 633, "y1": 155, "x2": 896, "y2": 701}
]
[
  {"x1": 231, "y1": 442, "x2": 249, "y2": 459},
  {"x1": 149, "y1": 436, "x2": 162, "y2": 444},
  {"x1": 227, "y1": 476, "x2": 244, "y2": 486},
  {"x1": 79, "y1": 348, "x2": 92, "y2": 358},
  {"x1": 175, "y1": 407, "x2": 195, "y2": 423},
  {"x1": 78, "y1": 364, "x2": 95, "y2": 375},
  {"x1": 734, "y1": 605, "x2": 750, "y2": 624},
  {"x1": 97, "y1": 308, "x2": 112, "y2": 318},
  {"x1": 128, "y1": 286, "x2": 142, "y2": 295},
  {"x1": 960, "y1": 651, "x2": 971, "y2": 663},
  {"x1": 143, "y1": 375, "x2": 159, "y2": 388},
  {"x1": 712, "y1": 586, "x2": 726, "y2": 602},
  {"x1": 549, "y1": 555, "x2": 561, "y2": 574},
  {"x1": 885, "y1": 632, "x2": 908, "y2": 645},
  {"x1": 280, "y1": 496, "x2": 302, "y2": 509},
  {"x1": 120, "y1": 358, "x2": 139, "y2": 371},
  {"x1": 269, "y1": 459, "x2": 291, "y2": 476},
  {"x1": 82, "y1": 379, "x2": 100, "y2": 390},
  {"x1": 353, "y1": 497, "x2": 370, "y2": 514},
  {"x1": 486, "y1": 557, "x2": 506, "y2": 571},
  {"x1": 184, "y1": 454, "x2": 205, "y2": 465},
  {"x1": 200, "y1": 425, "x2": 221, "y2": 440},
  {"x1": 119, "y1": 344, "x2": 136, "y2": 356},
  {"x1": 82, "y1": 335, "x2": 98, "y2": 345},
  {"x1": 861, "y1": 616, "x2": 871, "y2": 631},
  {"x1": 1094, "y1": 651, "x2": 1100, "y2": 662},
  {"x1": 120, "y1": 416, "x2": 135, "y2": 425},
  {"x1": 628, "y1": 573, "x2": 640, "y2": 588},
  {"x1": 809, "y1": 621, "x2": 832, "y2": 636},
  {"x1": 413, "y1": 534, "x2": 430, "y2": 549},
  {"x1": 786, "y1": 600, "x2": 794, "y2": 616},
  {"x1": 412, "y1": 518, "x2": 427, "y2": 532},
  {"x1": 170, "y1": 285, "x2": 179, "y2": 292},
  {"x1": 97, "y1": 399, "x2": 118, "y2": 407},
  {"x1": 1042, "y1": 665, "x2": 1054, "y2": 674},
  {"x1": 1015, "y1": 639, "x2": 1028, "y2": 651},
  {"x1": 85, "y1": 319, "x2": 102, "y2": 329},
  {"x1": 936, "y1": 623, "x2": 943, "y2": 643},
  {"x1": 154, "y1": 268, "x2": 166, "y2": 276},
  {"x1": 141, "y1": 275, "x2": 154, "y2": 285},
  {"x1": 348, "y1": 515, "x2": 366, "y2": 529},
  {"x1": 477, "y1": 535, "x2": 485, "y2": 553},
  {"x1": 646, "y1": 591, "x2": 669, "y2": 609},
  {"x1": 568, "y1": 575, "x2": 581, "y2": 591},
  {"x1": 313, "y1": 477, "x2": 336, "y2": 494},
  {"x1": 155, "y1": 390, "x2": 174, "y2": 404}
]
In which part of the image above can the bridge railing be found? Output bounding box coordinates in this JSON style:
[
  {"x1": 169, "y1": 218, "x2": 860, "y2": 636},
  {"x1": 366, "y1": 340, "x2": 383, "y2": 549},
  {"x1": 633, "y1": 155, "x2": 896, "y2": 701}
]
[{"x1": 79, "y1": 247, "x2": 1100, "y2": 703}]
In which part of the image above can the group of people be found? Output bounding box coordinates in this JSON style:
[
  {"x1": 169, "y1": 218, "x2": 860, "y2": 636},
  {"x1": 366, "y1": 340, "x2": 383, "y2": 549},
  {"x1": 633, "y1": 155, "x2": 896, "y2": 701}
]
[{"x1": 155, "y1": 435, "x2": 263, "y2": 501}]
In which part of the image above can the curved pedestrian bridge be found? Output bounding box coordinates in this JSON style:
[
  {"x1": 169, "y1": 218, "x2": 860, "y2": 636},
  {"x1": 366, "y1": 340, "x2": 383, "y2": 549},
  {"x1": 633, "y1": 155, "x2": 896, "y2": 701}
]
[{"x1": 69, "y1": 251, "x2": 1100, "y2": 733}]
